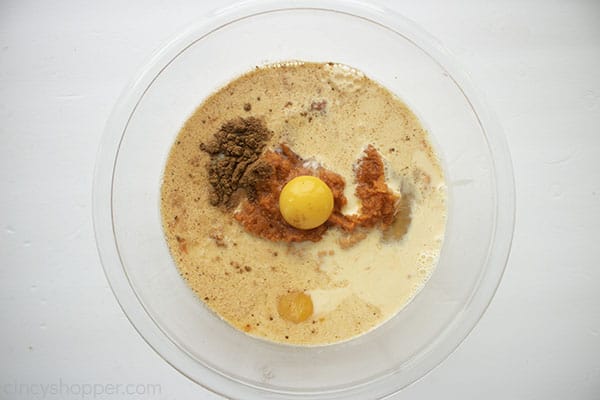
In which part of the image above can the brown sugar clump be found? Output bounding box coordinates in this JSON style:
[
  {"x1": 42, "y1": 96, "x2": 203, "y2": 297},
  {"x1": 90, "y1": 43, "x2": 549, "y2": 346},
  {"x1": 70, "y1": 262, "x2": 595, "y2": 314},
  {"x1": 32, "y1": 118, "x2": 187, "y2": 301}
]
[
  {"x1": 327, "y1": 146, "x2": 400, "y2": 233},
  {"x1": 353, "y1": 145, "x2": 399, "y2": 228},
  {"x1": 234, "y1": 144, "x2": 404, "y2": 243},
  {"x1": 199, "y1": 117, "x2": 272, "y2": 207},
  {"x1": 234, "y1": 144, "x2": 332, "y2": 242}
]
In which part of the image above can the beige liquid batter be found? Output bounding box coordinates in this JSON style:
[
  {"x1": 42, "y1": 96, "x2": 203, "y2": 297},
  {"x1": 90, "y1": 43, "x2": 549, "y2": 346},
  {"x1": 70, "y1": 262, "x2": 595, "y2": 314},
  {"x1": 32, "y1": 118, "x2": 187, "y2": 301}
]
[{"x1": 161, "y1": 62, "x2": 446, "y2": 345}]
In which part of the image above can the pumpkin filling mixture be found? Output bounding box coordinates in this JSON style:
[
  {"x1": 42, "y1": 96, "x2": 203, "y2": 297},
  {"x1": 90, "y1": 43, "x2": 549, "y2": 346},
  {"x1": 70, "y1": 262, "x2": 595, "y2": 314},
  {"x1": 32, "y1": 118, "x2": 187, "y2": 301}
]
[{"x1": 161, "y1": 61, "x2": 447, "y2": 345}]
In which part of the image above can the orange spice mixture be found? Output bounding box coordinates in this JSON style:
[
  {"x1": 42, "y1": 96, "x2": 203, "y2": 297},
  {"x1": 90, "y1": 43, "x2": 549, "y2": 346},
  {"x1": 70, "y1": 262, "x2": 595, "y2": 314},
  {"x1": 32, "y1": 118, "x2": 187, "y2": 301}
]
[{"x1": 234, "y1": 143, "x2": 400, "y2": 242}]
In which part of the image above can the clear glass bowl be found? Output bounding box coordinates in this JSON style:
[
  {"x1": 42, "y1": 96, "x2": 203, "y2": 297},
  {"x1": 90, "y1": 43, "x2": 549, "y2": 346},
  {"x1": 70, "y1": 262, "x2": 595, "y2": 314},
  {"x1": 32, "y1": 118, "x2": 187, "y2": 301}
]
[{"x1": 93, "y1": 1, "x2": 515, "y2": 399}]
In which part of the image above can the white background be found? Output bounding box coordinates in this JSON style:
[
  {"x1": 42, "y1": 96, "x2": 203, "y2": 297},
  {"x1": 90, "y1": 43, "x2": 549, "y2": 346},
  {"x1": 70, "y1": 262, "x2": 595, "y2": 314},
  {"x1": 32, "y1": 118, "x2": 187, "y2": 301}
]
[{"x1": 1, "y1": 0, "x2": 599, "y2": 399}]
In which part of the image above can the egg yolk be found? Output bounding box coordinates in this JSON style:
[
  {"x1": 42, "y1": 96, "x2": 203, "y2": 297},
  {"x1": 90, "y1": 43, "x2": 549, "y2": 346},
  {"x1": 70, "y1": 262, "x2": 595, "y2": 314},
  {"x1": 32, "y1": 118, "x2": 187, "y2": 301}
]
[
  {"x1": 279, "y1": 176, "x2": 334, "y2": 230},
  {"x1": 277, "y1": 291, "x2": 314, "y2": 323}
]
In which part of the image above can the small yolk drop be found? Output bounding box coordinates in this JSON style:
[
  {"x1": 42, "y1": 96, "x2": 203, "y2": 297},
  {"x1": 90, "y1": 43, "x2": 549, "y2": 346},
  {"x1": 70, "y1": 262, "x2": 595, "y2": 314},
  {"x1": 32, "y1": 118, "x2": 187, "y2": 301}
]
[
  {"x1": 277, "y1": 292, "x2": 314, "y2": 323},
  {"x1": 279, "y1": 175, "x2": 334, "y2": 230}
]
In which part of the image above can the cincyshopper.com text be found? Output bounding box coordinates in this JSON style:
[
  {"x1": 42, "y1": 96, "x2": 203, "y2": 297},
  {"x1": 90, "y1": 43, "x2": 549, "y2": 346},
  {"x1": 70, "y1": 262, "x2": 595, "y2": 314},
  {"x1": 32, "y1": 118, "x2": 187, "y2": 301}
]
[{"x1": 2, "y1": 379, "x2": 162, "y2": 399}]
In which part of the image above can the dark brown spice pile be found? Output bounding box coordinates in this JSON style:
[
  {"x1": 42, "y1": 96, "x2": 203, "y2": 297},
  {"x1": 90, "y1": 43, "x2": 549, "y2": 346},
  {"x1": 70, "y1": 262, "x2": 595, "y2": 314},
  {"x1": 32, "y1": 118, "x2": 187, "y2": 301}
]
[{"x1": 200, "y1": 117, "x2": 272, "y2": 207}]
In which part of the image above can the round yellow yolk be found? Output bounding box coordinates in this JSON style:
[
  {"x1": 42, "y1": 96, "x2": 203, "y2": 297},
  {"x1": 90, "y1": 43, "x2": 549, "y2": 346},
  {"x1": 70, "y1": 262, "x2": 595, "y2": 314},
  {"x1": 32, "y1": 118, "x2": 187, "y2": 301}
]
[
  {"x1": 279, "y1": 175, "x2": 334, "y2": 230},
  {"x1": 277, "y1": 292, "x2": 314, "y2": 323}
]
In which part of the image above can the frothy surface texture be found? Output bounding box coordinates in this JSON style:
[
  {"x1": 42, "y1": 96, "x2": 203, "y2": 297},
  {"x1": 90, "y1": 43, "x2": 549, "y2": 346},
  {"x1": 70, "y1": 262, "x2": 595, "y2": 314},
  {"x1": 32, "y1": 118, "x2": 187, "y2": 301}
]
[{"x1": 161, "y1": 62, "x2": 447, "y2": 345}]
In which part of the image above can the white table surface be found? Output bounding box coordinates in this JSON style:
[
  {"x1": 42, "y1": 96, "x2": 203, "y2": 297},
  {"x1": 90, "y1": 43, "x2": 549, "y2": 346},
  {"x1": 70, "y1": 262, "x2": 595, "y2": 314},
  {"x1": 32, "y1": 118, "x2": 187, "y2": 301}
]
[{"x1": 2, "y1": 1, "x2": 599, "y2": 399}]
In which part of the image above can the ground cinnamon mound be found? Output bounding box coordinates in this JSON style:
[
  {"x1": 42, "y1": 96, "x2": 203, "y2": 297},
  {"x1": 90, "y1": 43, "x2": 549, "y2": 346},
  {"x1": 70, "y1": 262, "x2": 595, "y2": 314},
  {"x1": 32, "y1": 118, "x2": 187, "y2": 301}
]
[
  {"x1": 199, "y1": 117, "x2": 272, "y2": 207},
  {"x1": 234, "y1": 144, "x2": 400, "y2": 243}
]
